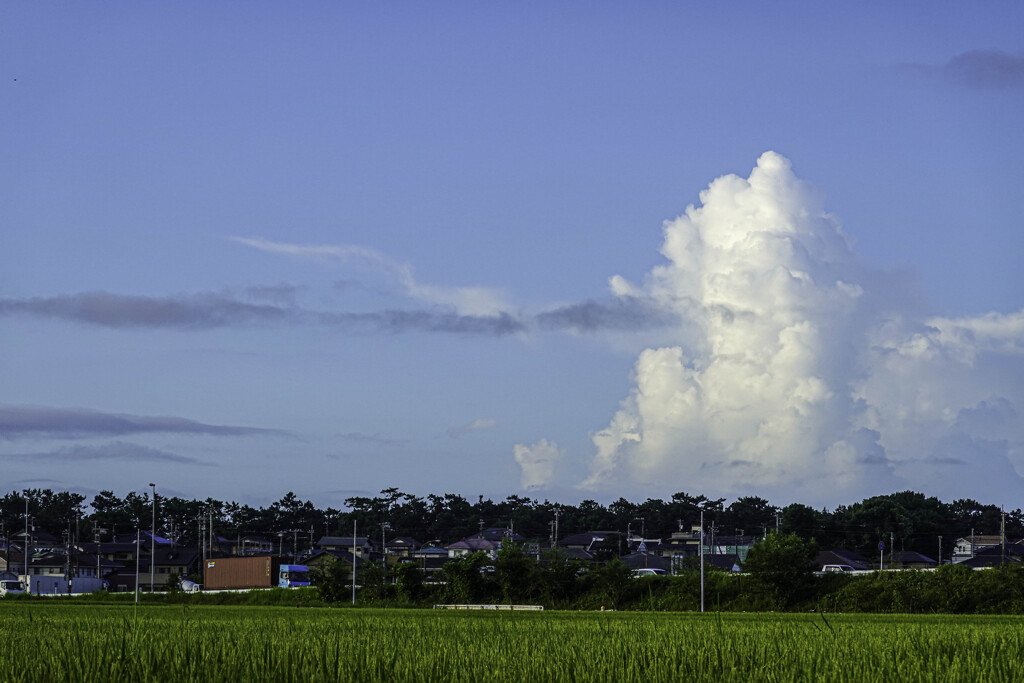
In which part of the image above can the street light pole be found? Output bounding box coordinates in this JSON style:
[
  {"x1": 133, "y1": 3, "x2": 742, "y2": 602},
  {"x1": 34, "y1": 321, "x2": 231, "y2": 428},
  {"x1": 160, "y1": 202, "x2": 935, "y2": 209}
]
[{"x1": 149, "y1": 483, "x2": 156, "y2": 593}]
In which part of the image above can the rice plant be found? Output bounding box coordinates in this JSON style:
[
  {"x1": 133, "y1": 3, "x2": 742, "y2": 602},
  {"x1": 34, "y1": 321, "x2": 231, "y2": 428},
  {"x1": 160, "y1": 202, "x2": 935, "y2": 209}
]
[{"x1": 0, "y1": 604, "x2": 1020, "y2": 682}]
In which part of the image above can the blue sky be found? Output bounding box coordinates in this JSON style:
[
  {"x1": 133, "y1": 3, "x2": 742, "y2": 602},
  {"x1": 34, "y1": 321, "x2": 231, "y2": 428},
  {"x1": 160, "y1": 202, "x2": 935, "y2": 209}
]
[{"x1": 2, "y1": 2, "x2": 1023, "y2": 511}]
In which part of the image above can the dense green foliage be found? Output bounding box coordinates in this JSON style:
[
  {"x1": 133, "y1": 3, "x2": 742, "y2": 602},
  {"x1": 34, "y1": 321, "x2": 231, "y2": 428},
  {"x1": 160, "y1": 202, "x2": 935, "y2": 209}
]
[
  {"x1": 1, "y1": 603, "x2": 1023, "y2": 682},
  {"x1": 742, "y1": 532, "x2": 818, "y2": 609}
]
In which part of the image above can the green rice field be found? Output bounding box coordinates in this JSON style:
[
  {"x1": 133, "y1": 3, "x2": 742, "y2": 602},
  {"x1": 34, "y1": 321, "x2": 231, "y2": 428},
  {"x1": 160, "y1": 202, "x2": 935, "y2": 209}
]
[{"x1": 0, "y1": 603, "x2": 1021, "y2": 682}]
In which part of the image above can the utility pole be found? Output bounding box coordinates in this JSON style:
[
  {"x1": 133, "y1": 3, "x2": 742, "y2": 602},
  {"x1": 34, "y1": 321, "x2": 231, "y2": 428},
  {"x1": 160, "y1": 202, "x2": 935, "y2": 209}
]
[
  {"x1": 1001, "y1": 510, "x2": 1006, "y2": 565},
  {"x1": 699, "y1": 509, "x2": 705, "y2": 613},
  {"x1": 351, "y1": 520, "x2": 357, "y2": 606},
  {"x1": 775, "y1": 511, "x2": 781, "y2": 534},
  {"x1": 149, "y1": 483, "x2": 156, "y2": 593},
  {"x1": 24, "y1": 497, "x2": 29, "y2": 581},
  {"x1": 890, "y1": 532, "x2": 894, "y2": 569},
  {"x1": 552, "y1": 508, "x2": 561, "y2": 550},
  {"x1": 938, "y1": 536, "x2": 942, "y2": 566},
  {"x1": 134, "y1": 528, "x2": 140, "y2": 604}
]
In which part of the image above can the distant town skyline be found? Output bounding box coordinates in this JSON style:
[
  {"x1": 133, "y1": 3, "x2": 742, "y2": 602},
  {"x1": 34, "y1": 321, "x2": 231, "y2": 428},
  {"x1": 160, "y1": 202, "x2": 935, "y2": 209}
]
[{"x1": 2, "y1": 3, "x2": 1023, "y2": 510}]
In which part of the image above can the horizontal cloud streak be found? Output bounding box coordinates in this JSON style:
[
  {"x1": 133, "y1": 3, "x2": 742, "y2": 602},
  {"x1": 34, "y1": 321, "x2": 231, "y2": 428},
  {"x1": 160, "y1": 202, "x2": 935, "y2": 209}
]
[
  {"x1": 2, "y1": 290, "x2": 690, "y2": 337},
  {"x1": 3, "y1": 441, "x2": 203, "y2": 464},
  {"x1": 0, "y1": 292, "x2": 291, "y2": 329},
  {"x1": 447, "y1": 418, "x2": 497, "y2": 439},
  {"x1": 317, "y1": 310, "x2": 526, "y2": 336},
  {"x1": 536, "y1": 296, "x2": 681, "y2": 333},
  {"x1": 0, "y1": 405, "x2": 284, "y2": 440}
]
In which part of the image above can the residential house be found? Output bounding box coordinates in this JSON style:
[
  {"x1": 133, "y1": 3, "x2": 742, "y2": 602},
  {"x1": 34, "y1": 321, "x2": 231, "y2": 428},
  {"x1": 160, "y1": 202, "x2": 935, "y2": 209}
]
[
  {"x1": 952, "y1": 535, "x2": 1005, "y2": 564},
  {"x1": 560, "y1": 531, "x2": 622, "y2": 558},
  {"x1": 318, "y1": 536, "x2": 376, "y2": 560},
  {"x1": 892, "y1": 551, "x2": 938, "y2": 570},
  {"x1": 814, "y1": 549, "x2": 873, "y2": 571},
  {"x1": 384, "y1": 536, "x2": 422, "y2": 558},
  {"x1": 106, "y1": 546, "x2": 199, "y2": 592},
  {"x1": 957, "y1": 541, "x2": 1024, "y2": 568},
  {"x1": 446, "y1": 528, "x2": 525, "y2": 559},
  {"x1": 406, "y1": 546, "x2": 449, "y2": 580},
  {"x1": 230, "y1": 536, "x2": 275, "y2": 556}
]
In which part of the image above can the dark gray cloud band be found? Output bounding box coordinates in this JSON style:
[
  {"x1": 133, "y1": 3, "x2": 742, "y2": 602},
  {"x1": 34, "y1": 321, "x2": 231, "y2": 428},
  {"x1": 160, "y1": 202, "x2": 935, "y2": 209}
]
[
  {"x1": 0, "y1": 292, "x2": 291, "y2": 329},
  {"x1": 536, "y1": 296, "x2": 680, "y2": 332},
  {"x1": 1, "y1": 290, "x2": 676, "y2": 336},
  {"x1": 903, "y1": 49, "x2": 1024, "y2": 90},
  {"x1": 0, "y1": 405, "x2": 284, "y2": 440},
  {"x1": 945, "y1": 50, "x2": 1024, "y2": 89}
]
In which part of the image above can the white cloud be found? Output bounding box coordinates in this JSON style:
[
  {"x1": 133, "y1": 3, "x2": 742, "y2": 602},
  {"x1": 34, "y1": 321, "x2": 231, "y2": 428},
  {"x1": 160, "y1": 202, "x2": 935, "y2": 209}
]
[
  {"x1": 447, "y1": 418, "x2": 497, "y2": 439},
  {"x1": 513, "y1": 438, "x2": 564, "y2": 490},
  {"x1": 230, "y1": 236, "x2": 510, "y2": 317},
  {"x1": 582, "y1": 152, "x2": 1024, "y2": 504}
]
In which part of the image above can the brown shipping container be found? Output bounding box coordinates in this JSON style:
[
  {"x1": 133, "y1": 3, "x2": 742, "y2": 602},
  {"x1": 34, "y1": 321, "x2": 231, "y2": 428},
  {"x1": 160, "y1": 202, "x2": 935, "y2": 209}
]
[{"x1": 204, "y1": 556, "x2": 282, "y2": 590}]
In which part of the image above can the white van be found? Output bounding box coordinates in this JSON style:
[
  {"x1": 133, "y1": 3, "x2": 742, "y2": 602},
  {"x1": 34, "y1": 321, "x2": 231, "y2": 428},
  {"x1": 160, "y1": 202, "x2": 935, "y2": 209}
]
[
  {"x1": 821, "y1": 564, "x2": 855, "y2": 573},
  {"x1": 0, "y1": 580, "x2": 26, "y2": 596}
]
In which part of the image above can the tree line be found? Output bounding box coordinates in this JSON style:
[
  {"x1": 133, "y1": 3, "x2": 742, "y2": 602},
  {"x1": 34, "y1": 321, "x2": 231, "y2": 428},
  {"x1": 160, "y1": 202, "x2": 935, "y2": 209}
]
[{"x1": 2, "y1": 488, "x2": 1021, "y2": 563}]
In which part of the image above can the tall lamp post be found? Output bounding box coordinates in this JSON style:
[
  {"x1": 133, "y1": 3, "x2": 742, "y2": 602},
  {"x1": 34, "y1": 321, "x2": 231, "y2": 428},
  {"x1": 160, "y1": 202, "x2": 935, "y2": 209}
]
[{"x1": 149, "y1": 483, "x2": 156, "y2": 593}]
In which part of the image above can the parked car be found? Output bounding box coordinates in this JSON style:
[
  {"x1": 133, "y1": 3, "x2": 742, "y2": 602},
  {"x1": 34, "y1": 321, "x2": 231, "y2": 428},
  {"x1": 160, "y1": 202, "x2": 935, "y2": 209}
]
[
  {"x1": 631, "y1": 568, "x2": 668, "y2": 578},
  {"x1": 0, "y1": 580, "x2": 26, "y2": 596},
  {"x1": 821, "y1": 564, "x2": 856, "y2": 573}
]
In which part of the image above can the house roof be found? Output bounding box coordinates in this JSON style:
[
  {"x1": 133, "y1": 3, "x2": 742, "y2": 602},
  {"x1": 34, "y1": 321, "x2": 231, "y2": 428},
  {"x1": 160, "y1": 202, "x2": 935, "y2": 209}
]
[
  {"x1": 707, "y1": 554, "x2": 743, "y2": 571},
  {"x1": 447, "y1": 537, "x2": 499, "y2": 552},
  {"x1": 561, "y1": 532, "x2": 622, "y2": 548},
  {"x1": 955, "y1": 535, "x2": 1005, "y2": 547},
  {"x1": 559, "y1": 547, "x2": 594, "y2": 561},
  {"x1": 815, "y1": 550, "x2": 871, "y2": 570},
  {"x1": 958, "y1": 553, "x2": 1021, "y2": 568},
  {"x1": 304, "y1": 548, "x2": 363, "y2": 567},
  {"x1": 894, "y1": 551, "x2": 937, "y2": 565},
  {"x1": 475, "y1": 528, "x2": 526, "y2": 543},
  {"x1": 620, "y1": 552, "x2": 672, "y2": 571},
  {"x1": 712, "y1": 535, "x2": 755, "y2": 547},
  {"x1": 318, "y1": 536, "x2": 373, "y2": 548}
]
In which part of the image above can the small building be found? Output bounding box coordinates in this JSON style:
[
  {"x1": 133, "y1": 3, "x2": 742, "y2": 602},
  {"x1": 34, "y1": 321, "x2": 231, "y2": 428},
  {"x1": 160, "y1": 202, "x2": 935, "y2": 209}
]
[
  {"x1": 318, "y1": 536, "x2": 376, "y2": 558},
  {"x1": 952, "y1": 536, "x2": 1009, "y2": 564},
  {"x1": 892, "y1": 551, "x2": 938, "y2": 570},
  {"x1": 815, "y1": 549, "x2": 873, "y2": 571}
]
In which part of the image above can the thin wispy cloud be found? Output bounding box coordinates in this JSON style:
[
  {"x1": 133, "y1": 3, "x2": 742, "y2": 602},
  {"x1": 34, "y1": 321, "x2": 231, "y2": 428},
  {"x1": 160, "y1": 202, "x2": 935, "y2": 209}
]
[
  {"x1": 231, "y1": 236, "x2": 511, "y2": 316},
  {"x1": 447, "y1": 418, "x2": 497, "y2": 439},
  {"x1": 0, "y1": 405, "x2": 285, "y2": 440},
  {"x1": 3, "y1": 441, "x2": 204, "y2": 464},
  {"x1": 335, "y1": 432, "x2": 408, "y2": 446}
]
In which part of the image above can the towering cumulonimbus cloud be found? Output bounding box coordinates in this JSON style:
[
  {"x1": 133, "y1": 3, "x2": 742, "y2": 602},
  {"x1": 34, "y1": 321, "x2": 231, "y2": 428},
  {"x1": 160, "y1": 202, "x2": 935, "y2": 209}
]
[{"x1": 582, "y1": 152, "x2": 1024, "y2": 502}]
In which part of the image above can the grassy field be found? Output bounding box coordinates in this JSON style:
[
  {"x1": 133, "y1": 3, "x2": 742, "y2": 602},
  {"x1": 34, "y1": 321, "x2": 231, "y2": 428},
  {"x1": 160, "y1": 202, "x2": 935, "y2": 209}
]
[{"x1": 0, "y1": 603, "x2": 1021, "y2": 682}]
